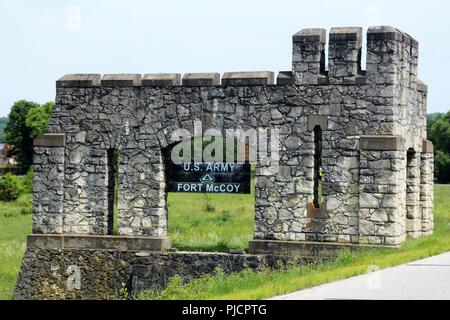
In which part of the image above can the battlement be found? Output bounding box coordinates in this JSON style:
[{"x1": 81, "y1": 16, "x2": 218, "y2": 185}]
[{"x1": 56, "y1": 26, "x2": 424, "y2": 90}]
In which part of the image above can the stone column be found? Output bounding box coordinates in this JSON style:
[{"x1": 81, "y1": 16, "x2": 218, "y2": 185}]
[
  {"x1": 406, "y1": 150, "x2": 422, "y2": 238},
  {"x1": 359, "y1": 136, "x2": 406, "y2": 246},
  {"x1": 117, "y1": 148, "x2": 167, "y2": 237},
  {"x1": 420, "y1": 139, "x2": 434, "y2": 236},
  {"x1": 32, "y1": 134, "x2": 66, "y2": 234}
]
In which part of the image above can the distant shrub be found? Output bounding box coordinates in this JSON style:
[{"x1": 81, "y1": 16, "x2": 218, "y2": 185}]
[{"x1": 0, "y1": 173, "x2": 23, "y2": 201}]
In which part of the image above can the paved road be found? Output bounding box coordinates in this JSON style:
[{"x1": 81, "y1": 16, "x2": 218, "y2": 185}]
[{"x1": 271, "y1": 252, "x2": 450, "y2": 300}]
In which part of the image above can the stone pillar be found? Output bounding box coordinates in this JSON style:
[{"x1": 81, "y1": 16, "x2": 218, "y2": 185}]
[
  {"x1": 406, "y1": 150, "x2": 422, "y2": 238},
  {"x1": 32, "y1": 134, "x2": 66, "y2": 234},
  {"x1": 292, "y1": 28, "x2": 326, "y2": 85},
  {"x1": 328, "y1": 27, "x2": 363, "y2": 84},
  {"x1": 420, "y1": 139, "x2": 434, "y2": 236},
  {"x1": 117, "y1": 148, "x2": 167, "y2": 237},
  {"x1": 359, "y1": 136, "x2": 406, "y2": 246}
]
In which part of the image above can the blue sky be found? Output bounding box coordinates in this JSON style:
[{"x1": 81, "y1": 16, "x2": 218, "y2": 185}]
[{"x1": 0, "y1": 0, "x2": 449, "y2": 116}]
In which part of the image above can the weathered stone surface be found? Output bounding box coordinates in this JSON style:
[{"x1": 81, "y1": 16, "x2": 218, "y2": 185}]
[
  {"x1": 33, "y1": 134, "x2": 65, "y2": 147},
  {"x1": 422, "y1": 139, "x2": 433, "y2": 153},
  {"x1": 307, "y1": 115, "x2": 328, "y2": 130},
  {"x1": 292, "y1": 28, "x2": 326, "y2": 43},
  {"x1": 141, "y1": 73, "x2": 181, "y2": 87},
  {"x1": 222, "y1": 71, "x2": 274, "y2": 86},
  {"x1": 248, "y1": 239, "x2": 395, "y2": 257},
  {"x1": 329, "y1": 27, "x2": 362, "y2": 42},
  {"x1": 56, "y1": 74, "x2": 101, "y2": 88},
  {"x1": 101, "y1": 74, "x2": 141, "y2": 86},
  {"x1": 27, "y1": 234, "x2": 171, "y2": 251},
  {"x1": 360, "y1": 136, "x2": 406, "y2": 151},
  {"x1": 182, "y1": 73, "x2": 220, "y2": 86},
  {"x1": 277, "y1": 71, "x2": 294, "y2": 85}
]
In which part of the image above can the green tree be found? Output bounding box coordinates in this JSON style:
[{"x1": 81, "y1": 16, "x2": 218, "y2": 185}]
[
  {"x1": 26, "y1": 101, "x2": 54, "y2": 139},
  {"x1": 4, "y1": 100, "x2": 39, "y2": 170},
  {"x1": 0, "y1": 116, "x2": 8, "y2": 143},
  {"x1": 4, "y1": 100, "x2": 54, "y2": 170},
  {"x1": 428, "y1": 111, "x2": 450, "y2": 183}
]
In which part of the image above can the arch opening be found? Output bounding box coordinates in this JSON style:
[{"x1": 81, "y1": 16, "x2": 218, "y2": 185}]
[{"x1": 162, "y1": 136, "x2": 255, "y2": 252}]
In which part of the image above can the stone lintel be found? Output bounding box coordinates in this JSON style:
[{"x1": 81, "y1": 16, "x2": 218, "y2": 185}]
[
  {"x1": 422, "y1": 139, "x2": 434, "y2": 154},
  {"x1": 248, "y1": 240, "x2": 399, "y2": 257},
  {"x1": 56, "y1": 74, "x2": 101, "y2": 88},
  {"x1": 307, "y1": 202, "x2": 327, "y2": 218},
  {"x1": 142, "y1": 73, "x2": 181, "y2": 87},
  {"x1": 101, "y1": 74, "x2": 142, "y2": 87},
  {"x1": 292, "y1": 28, "x2": 326, "y2": 43},
  {"x1": 360, "y1": 135, "x2": 406, "y2": 151},
  {"x1": 367, "y1": 26, "x2": 403, "y2": 41},
  {"x1": 222, "y1": 71, "x2": 274, "y2": 86},
  {"x1": 182, "y1": 73, "x2": 220, "y2": 86},
  {"x1": 33, "y1": 133, "x2": 66, "y2": 147},
  {"x1": 27, "y1": 234, "x2": 171, "y2": 251},
  {"x1": 329, "y1": 27, "x2": 362, "y2": 42},
  {"x1": 307, "y1": 115, "x2": 328, "y2": 130},
  {"x1": 277, "y1": 71, "x2": 294, "y2": 85}
]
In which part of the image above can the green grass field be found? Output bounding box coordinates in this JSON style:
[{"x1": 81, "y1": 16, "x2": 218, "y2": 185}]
[
  {"x1": 0, "y1": 185, "x2": 449, "y2": 300},
  {"x1": 0, "y1": 194, "x2": 32, "y2": 300},
  {"x1": 168, "y1": 192, "x2": 254, "y2": 252},
  {"x1": 143, "y1": 184, "x2": 450, "y2": 299}
]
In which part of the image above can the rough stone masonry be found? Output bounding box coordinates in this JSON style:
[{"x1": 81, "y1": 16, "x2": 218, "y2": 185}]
[{"x1": 15, "y1": 26, "x2": 434, "y2": 299}]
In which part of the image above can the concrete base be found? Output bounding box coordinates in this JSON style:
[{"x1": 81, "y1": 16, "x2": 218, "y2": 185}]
[
  {"x1": 248, "y1": 240, "x2": 399, "y2": 258},
  {"x1": 27, "y1": 234, "x2": 171, "y2": 251}
]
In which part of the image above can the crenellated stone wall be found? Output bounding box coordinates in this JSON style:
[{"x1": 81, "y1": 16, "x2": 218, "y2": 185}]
[{"x1": 30, "y1": 26, "x2": 433, "y2": 247}]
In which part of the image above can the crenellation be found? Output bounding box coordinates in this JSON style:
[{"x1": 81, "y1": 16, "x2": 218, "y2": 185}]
[
  {"x1": 56, "y1": 74, "x2": 101, "y2": 88},
  {"x1": 182, "y1": 73, "x2": 220, "y2": 86},
  {"x1": 292, "y1": 28, "x2": 327, "y2": 85},
  {"x1": 101, "y1": 74, "x2": 142, "y2": 87},
  {"x1": 142, "y1": 73, "x2": 181, "y2": 87},
  {"x1": 328, "y1": 27, "x2": 363, "y2": 83},
  {"x1": 276, "y1": 71, "x2": 294, "y2": 85},
  {"x1": 222, "y1": 71, "x2": 274, "y2": 86}
]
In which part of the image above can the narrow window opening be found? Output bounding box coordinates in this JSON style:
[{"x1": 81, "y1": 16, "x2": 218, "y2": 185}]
[
  {"x1": 313, "y1": 126, "x2": 323, "y2": 208},
  {"x1": 320, "y1": 49, "x2": 327, "y2": 75},
  {"x1": 107, "y1": 148, "x2": 119, "y2": 235}
]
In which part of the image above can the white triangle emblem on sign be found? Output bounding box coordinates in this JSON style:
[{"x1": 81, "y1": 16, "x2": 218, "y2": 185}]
[{"x1": 200, "y1": 173, "x2": 215, "y2": 183}]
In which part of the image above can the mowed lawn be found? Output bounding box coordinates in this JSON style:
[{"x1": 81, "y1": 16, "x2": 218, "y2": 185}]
[
  {"x1": 168, "y1": 192, "x2": 254, "y2": 252},
  {"x1": 1, "y1": 185, "x2": 450, "y2": 300}
]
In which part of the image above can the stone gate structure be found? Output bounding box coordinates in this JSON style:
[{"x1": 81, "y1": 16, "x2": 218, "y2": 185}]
[{"x1": 15, "y1": 26, "x2": 434, "y2": 299}]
